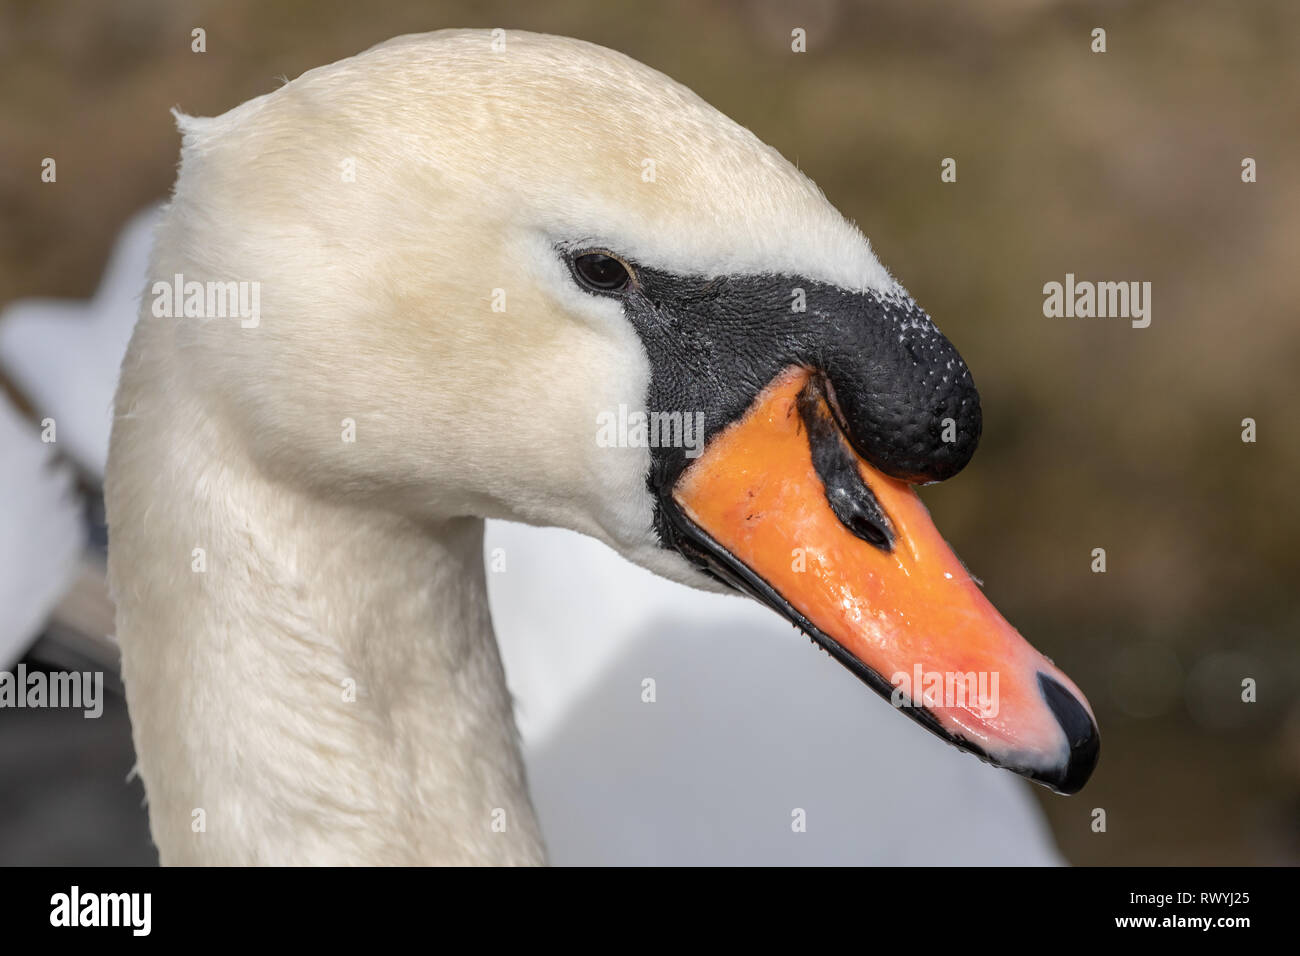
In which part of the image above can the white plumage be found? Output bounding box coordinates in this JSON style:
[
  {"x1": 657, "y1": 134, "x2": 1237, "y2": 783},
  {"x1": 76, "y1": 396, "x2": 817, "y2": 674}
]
[
  {"x1": 1, "y1": 199, "x2": 1061, "y2": 864},
  {"x1": 0, "y1": 394, "x2": 83, "y2": 670},
  {"x1": 0, "y1": 29, "x2": 1069, "y2": 865},
  {"x1": 1, "y1": 207, "x2": 160, "y2": 477}
]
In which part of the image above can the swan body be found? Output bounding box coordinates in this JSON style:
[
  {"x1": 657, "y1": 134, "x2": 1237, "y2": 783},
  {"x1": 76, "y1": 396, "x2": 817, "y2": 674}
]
[
  {"x1": 1, "y1": 208, "x2": 160, "y2": 477},
  {"x1": 0, "y1": 204, "x2": 1062, "y2": 864},
  {"x1": 486, "y1": 521, "x2": 1063, "y2": 865},
  {"x1": 106, "y1": 29, "x2": 1097, "y2": 865},
  {"x1": 0, "y1": 209, "x2": 155, "y2": 667},
  {"x1": 0, "y1": 395, "x2": 83, "y2": 669}
]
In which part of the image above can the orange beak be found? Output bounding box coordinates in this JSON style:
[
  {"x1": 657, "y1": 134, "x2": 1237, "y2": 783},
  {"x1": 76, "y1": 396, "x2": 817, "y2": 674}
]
[{"x1": 669, "y1": 366, "x2": 1099, "y2": 793}]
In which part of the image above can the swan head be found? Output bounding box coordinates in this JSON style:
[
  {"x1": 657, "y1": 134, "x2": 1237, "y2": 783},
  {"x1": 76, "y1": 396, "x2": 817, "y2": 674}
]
[{"x1": 152, "y1": 29, "x2": 1097, "y2": 793}]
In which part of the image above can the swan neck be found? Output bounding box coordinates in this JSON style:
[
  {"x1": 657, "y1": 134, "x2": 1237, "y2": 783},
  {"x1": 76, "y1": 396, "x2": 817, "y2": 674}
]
[{"x1": 108, "y1": 395, "x2": 545, "y2": 864}]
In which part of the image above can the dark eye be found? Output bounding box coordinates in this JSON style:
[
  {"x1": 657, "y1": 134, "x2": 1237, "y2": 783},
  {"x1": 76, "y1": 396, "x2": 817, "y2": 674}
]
[{"x1": 572, "y1": 252, "x2": 632, "y2": 293}]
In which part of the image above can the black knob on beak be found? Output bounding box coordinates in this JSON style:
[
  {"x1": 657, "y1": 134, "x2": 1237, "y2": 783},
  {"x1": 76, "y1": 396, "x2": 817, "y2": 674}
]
[{"x1": 823, "y1": 292, "x2": 982, "y2": 483}]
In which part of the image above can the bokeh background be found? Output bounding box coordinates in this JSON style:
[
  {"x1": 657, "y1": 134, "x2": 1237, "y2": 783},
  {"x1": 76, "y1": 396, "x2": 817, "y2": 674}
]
[{"x1": 2, "y1": 0, "x2": 1297, "y2": 865}]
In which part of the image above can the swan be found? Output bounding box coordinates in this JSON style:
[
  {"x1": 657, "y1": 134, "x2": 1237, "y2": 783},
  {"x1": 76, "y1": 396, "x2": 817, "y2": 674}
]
[
  {"x1": 105, "y1": 28, "x2": 1099, "y2": 865},
  {"x1": 2, "y1": 208, "x2": 1060, "y2": 865},
  {"x1": 0, "y1": 211, "x2": 1061, "y2": 866}
]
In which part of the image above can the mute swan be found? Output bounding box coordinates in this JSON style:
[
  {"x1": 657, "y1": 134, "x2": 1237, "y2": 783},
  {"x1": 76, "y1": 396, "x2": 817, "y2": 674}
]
[
  {"x1": 105, "y1": 29, "x2": 1098, "y2": 865},
  {"x1": 0, "y1": 209, "x2": 1059, "y2": 865},
  {"x1": 1, "y1": 208, "x2": 1059, "y2": 865}
]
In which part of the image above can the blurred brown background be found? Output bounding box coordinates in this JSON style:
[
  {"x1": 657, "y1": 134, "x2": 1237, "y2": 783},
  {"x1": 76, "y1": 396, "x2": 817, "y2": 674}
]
[{"x1": 2, "y1": 0, "x2": 1297, "y2": 864}]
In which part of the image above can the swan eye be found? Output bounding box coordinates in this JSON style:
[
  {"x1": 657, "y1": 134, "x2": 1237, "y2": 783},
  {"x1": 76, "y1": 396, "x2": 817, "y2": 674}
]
[{"x1": 572, "y1": 252, "x2": 632, "y2": 293}]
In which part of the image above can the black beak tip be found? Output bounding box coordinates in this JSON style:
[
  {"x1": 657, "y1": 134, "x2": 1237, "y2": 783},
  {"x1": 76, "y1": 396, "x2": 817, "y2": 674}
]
[{"x1": 1034, "y1": 672, "x2": 1101, "y2": 795}]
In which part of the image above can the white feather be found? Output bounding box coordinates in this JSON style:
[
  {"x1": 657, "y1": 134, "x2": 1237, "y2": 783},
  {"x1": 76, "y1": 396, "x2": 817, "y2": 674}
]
[
  {"x1": 99, "y1": 29, "x2": 1063, "y2": 865},
  {"x1": 0, "y1": 395, "x2": 83, "y2": 669},
  {"x1": 0, "y1": 206, "x2": 160, "y2": 479}
]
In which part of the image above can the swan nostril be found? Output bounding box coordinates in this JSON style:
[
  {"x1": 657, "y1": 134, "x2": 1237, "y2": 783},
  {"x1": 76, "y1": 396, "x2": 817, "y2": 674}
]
[
  {"x1": 797, "y1": 378, "x2": 895, "y2": 553},
  {"x1": 847, "y1": 511, "x2": 891, "y2": 550}
]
